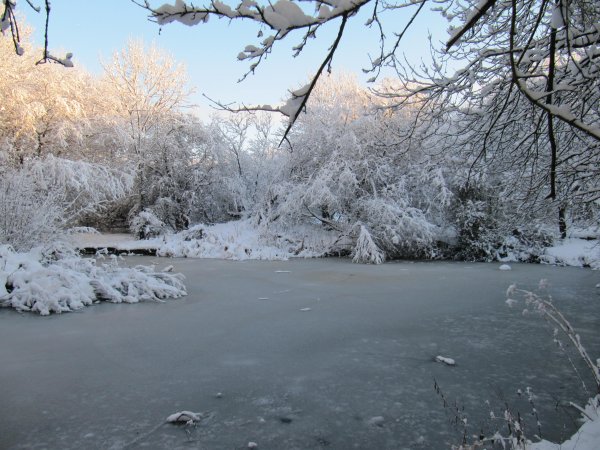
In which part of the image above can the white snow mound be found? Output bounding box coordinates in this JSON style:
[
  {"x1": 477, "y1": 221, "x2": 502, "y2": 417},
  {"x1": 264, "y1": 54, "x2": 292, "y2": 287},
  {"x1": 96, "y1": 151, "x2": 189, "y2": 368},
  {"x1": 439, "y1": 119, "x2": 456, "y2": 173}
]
[
  {"x1": 0, "y1": 244, "x2": 186, "y2": 315},
  {"x1": 541, "y1": 238, "x2": 600, "y2": 269},
  {"x1": 166, "y1": 411, "x2": 202, "y2": 423},
  {"x1": 435, "y1": 355, "x2": 456, "y2": 366}
]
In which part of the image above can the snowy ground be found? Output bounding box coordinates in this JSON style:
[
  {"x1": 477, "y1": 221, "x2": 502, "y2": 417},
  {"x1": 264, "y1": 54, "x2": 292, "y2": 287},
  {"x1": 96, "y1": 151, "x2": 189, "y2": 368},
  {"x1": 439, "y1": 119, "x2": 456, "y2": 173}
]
[{"x1": 1, "y1": 258, "x2": 598, "y2": 449}]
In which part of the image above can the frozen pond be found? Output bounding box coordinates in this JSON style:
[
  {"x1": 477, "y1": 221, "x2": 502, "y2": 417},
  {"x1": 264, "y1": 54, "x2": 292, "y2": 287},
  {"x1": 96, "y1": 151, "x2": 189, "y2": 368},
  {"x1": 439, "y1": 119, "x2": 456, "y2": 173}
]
[{"x1": 1, "y1": 258, "x2": 599, "y2": 449}]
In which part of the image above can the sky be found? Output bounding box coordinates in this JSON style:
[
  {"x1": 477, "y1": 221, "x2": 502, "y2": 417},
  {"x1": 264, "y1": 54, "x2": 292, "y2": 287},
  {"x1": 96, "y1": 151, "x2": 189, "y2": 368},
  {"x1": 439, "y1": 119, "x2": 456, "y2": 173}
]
[{"x1": 19, "y1": 0, "x2": 450, "y2": 118}]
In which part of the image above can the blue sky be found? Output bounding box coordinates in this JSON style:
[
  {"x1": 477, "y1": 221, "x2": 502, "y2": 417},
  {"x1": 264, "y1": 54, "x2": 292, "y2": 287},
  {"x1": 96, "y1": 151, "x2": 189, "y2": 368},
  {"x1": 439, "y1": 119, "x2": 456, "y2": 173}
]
[{"x1": 20, "y1": 0, "x2": 449, "y2": 117}]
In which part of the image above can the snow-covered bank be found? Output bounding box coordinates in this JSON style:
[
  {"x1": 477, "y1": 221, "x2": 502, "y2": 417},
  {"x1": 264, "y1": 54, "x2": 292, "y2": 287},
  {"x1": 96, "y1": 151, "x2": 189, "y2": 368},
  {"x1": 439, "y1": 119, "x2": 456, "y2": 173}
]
[
  {"x1": 0, "y1": 244, "x2": 186, "y2": 315},
  {"x1": 71, "y1": 220, "x2": 343, "y2": 261},
  {"x1": 541, "y1": 238, "x2": 600, "y2": 269},
  {"x1": 70, "y1": 221, "x2": 600, "y2": 269}
]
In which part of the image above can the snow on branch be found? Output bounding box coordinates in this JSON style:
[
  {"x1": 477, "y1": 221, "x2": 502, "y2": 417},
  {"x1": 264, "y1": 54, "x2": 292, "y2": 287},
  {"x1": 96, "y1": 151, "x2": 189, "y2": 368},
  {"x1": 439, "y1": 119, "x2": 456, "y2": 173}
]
[
  {"x1": 506, "y1": 0, "x2": 600, "y2": 143},
  {"x1": 140, "y1": 0, "x2": 365, "y2": 142},
  {"x1": 352, "y1": 224, "x2": 384, "y2": 264},
  {"x1": 1, "y1": 0, "x2": 73, "y2": 66},
  {"x1": 1, "y1": 0, "x2": 23, "y2": 55},
  {"x1": 446, "y1": 0, "x2": 497, "y2": 51}
]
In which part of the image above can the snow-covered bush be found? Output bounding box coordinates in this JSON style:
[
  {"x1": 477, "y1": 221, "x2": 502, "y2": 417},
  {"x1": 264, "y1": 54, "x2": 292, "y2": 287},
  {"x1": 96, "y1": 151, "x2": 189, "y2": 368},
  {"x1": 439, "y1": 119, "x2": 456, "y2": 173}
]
[
  {"x1": 495, "y1": 226, "x2": 555, "y2": 263},
  {"x1": 155, "y1": 220, "x2": 293, "y2": 260},
  {"x1": 0, "y1": 170, "x2": 65, "y2": 251},
  {"x1": 352, "y1": 225, "x2": 385, "y2": 264},
  {"x1": 0, "y1": 243, "x2": 186, "y2": 315},
  {"x1": 357, "y1": 197, "x2": 434, "y2": 259},
  {"x1": 24, "y1": 155, "x2": 134, "y2": 223},
  {"x1": 129, "y1": 210, "x2": 169, "y2": 240},
  {"x1": 0, "y1": 156, "x2": 133, "y2": 250}
]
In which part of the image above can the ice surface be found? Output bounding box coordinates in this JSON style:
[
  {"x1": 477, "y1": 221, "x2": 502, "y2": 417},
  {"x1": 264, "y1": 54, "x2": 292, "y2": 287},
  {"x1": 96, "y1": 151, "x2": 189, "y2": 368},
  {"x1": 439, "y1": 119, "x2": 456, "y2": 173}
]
[{"x1": 1, "y1": 259, "x2": 598, "y2": 449}]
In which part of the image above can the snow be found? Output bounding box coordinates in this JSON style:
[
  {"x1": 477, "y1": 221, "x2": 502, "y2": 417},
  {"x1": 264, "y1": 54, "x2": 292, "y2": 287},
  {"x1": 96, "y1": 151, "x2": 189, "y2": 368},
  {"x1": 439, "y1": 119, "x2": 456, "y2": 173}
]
[
  {"x1": 529, "y1": 396, "x2": 599, "y2": 450},
  {"x1": 541, "y1": 238, "x2": 600, "y2": 269},
  {"x1": 435, "y1": 355, "x2": 456, "y2": 366},
  {"x1": 154, "y1": 2, "x2": 210, "y2": 26},
  {"x1": 366, "y1": 416, "x2": 385, "y2": 427},
  {"x1": 70, "y1": 219, "x2": 332, "y2": 261},
  {"x1": 263, "y1": 0, "x2": 312, "y2": 30},
  {"x1": 0, "y1": 244, "x2": 186, "y2": 315},
  {"x1": 279, "y1": 92, "x2": 306, "y2": 119},
  {"x1": 165, "y1": 411, "x2": 202, "y2": 423},
  {"x1": 67, "y1": 222, "x2": 600, "y2": 273},
  {"x1": 155, "y1": 221, "x2": 294, "y2": 260},
  {"x1": 318, "y1": 5, "x2": 331, "y2": 19},
  {"x1": 352, "y1": 225, "x2": 385, "y2": 264}
]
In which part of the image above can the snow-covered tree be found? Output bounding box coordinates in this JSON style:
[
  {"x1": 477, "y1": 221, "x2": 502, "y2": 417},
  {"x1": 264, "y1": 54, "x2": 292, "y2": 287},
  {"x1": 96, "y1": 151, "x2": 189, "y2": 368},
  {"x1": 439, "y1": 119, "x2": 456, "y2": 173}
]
[
  {"x1": 101, "y1": 39, "x2": 194, "y2": 222},
  {"x1": 253, "y1": 74, "x2": 446, "y2": 260},
  {"x1": 140, "y1": 0, "x2": 599, "y2": 146},
  {"x1": 380, "y1": 0, "x2": 600, "y2": 235},
  {"x1": 139, "y1": 0, "x2": 599, "y2": 238},
  {"x1": 0, "y1": 31, "x2": 98, "y2": 164}
]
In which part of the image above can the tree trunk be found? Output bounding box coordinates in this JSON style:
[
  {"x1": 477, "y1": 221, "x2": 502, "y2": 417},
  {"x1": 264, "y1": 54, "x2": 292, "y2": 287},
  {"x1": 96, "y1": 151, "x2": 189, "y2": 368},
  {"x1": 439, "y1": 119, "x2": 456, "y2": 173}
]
[{"x1": 558, "y1": 206, "x2": 567, "y2": 239}]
